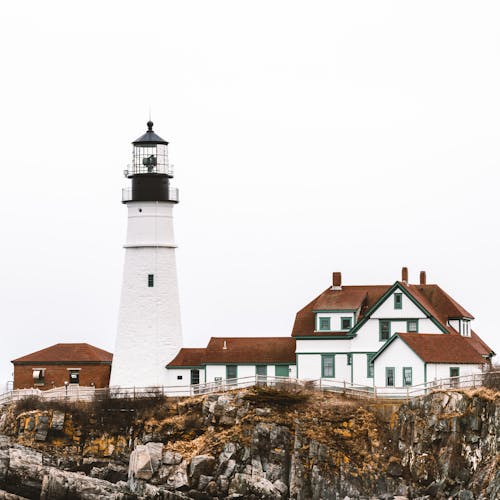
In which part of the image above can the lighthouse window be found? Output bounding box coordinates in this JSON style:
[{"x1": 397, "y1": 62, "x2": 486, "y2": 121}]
[{"x1": 148, "y1": 274, "x2": 154, "y2": 287}]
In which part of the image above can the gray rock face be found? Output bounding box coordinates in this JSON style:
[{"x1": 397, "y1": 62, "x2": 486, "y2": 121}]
[{"x1": 0, "y1": 389, "x2": 498, "y2": 499}]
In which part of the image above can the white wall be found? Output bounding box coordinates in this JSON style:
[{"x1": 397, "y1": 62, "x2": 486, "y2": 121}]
[
  {"x1": 110, "y1": 201, "x2": 183, "y2": 388},
  {"x1": 296, "y1": 338, "x2": 352, "y2": 353},
  {"x1": 426, "y1": 363, "x2": 483, "y2": 382},
  {"x1": 166, "y1": 368, "x2": 205, "y2": 387},
  {"x1": 297, "y1": 354, "x2": 321, "y2": 379},
  {"x1": 373, "y1": 338, "x2": 425, "y2": 387},
  {"x1": 371, "y1": 290, "x2": 425, "y2": 319},
  {"x1": 204, "y1": 364, "x2": 296, "y2": 382}
]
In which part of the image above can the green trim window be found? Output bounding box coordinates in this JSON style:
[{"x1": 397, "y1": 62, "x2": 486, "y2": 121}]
[
  {"x1": 319, "y1": 317, "x2": 331, "y2": 331},
  {"x1": 148, "y1": 274, "x2": 154, "y2": 287},
  {"x1": 450, "y1": 366, "x2": 459, "y2": 387},
  {"x1": 394, "y1": 293, "x2": 403, "y2": 309},
  {"x1": 256, "y1": 365, "x2": 267, "y2": 376},
  {"x1": 367, "y1": 353, "x2": 375, "y2": 378},
  {"x1": 346, "y1": 353, "x2": 352, "y2": 366},
  {"x1": 275, "y1": 365, "x2": 289, "y2": 377},
  {"x1": 403, "y1": 367, "x2": 412, "y2": 386},
  {"x1": 407, "y1": 319, "x2": 418, "y2": 333},
  {"x1": 226, "y1": 365, "x2": 237, "y2": 380},
  {"x1": 386, "y1": 367, "x2": 395, "y2": 386},
  {"x1": 190, "y1": 369, "x2": 200, "y2": 385},
  {"x1": 322, "y1": 354, "x2": 335, "y2": 378},
  {"x1": 379, "y1": 320, "x2": 391, "y2": 341},
  {"x1": 341, "y1": 317, "x2": 352, "y2": 330}
]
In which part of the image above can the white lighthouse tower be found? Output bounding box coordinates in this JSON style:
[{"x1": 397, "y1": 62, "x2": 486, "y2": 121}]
[{"x1": 110, "y1": 121, "x2": 183, "y2": 387}]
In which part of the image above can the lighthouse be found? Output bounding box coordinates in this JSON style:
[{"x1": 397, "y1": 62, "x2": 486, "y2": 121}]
[{"x1": 110, "y1": 121, "x2": 183, "y2": 388}]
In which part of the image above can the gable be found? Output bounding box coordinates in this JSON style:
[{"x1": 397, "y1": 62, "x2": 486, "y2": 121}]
[{"x1": 370, "y1": 287, "x2": 428, "y2": 319}]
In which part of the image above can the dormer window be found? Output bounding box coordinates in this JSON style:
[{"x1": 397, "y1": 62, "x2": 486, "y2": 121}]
[
  {"x1": 319, "y1": 317, "x2": 331, "y2": 331},
  {"x1": 341, "y1": 317, "x2": 352, "y2": 330}
]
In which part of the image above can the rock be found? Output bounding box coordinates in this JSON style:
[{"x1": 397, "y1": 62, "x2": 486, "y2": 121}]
[
  {"x1": 256, "y1": 408, "x2": 271, "y2": 416},
  {"x1": 189, "y1": 454, "x2": 215, "y2": 487},
  {"x1": 50, "y1": 411, "x2": 65, "y2": 431},
  {"x1": 158, "y1": 462, "x2": 189, "y2": 490},
  {"x1": 128, "y1": 442, "x2": 163, "y2": 481},
  {"x1": 25, "y1": 417, "x2": 35, "y2": 432},
  {"x1": 0, "y1": 450, "x2": 8, "y2": 482},
  {"x1": 35, "y1": 415, "x2": 50, "y2": 441},
  {"x1": 229, "y1": 473, "x2": 282, "y2": 499},
  {"x1": 387, "y1": 460, "x2": 403, "y2": 477},
  {"x1": 163, "y1": 450, "x2": 183, "y2": 465},
  {"x1": 197, "y1": 474, "x2": 213, "y2": 491},
  {"x1": 0, "y1": 489, "x2": 30, "y2": 499}
]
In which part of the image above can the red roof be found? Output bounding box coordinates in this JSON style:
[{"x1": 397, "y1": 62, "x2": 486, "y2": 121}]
[
  {"x1": 397, "y1": 333, "x2": 486, "y2": 364},
  {"x1": 12, "y1": 343, "x2": 113, "y2": 364},
  {"x1": 292, "y1": 285, "x2": 391, "y2": 337},
  {"x1": 166, "y1": 348, "x2": 207, "y2": 367},
  {"x1": 167, "y1": 337, "x2": 296, "y2": 367}
]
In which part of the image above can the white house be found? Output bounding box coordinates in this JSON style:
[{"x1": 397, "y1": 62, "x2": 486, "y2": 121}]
[
  {"x1": 371, "y1": 332, "x2": 486, "y2": 390},
  {"x1": 164, "y1": 268, "x2": 493, "y2": 394},
  {"x1": 292, "y1": 268, "x2": 493, "y2": 389},
  {"x1": 166, "y1": 337, "x2": 296, "y2": 394}
]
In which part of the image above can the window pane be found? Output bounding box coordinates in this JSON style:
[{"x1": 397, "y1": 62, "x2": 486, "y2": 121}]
[
  {"x1": 190, "y1": 369, "x2": 200, "y2": 385},
  {"x1": 408, "y1": 320, "x2": 418, "y2": 332},
  {"x1": 341, "y1": 317, "x2": 352, "y2": 330},
  {"x1": 386, "y1": 367, "x2": 395, "y2": 386},
  {"x1": 367, "y1": 354, "x2": 375, "y2": 378},
  {"x1": 148, "y1": 274, "x2": 154, "y2": 287},
  {"x1": 319, "y1": 317, "x2": 330, "y2": 330},
  {"x1": 322, "y1": 356, "x2": 334, "y2": 377},
  {"x1": 226, "y1": 365, "x2": 237, "y2": 379},
  {"x1": 380, "y1": 321, "x2": 390, "y2": 340},
  {"x1": 403, "y1": 367, "x2": 412, "y2": 386},
  {"x1": 394, "y1": 293, "x2": 402, "y2": 309},
  {"x1": 256, "y1": 365, "x2": 267, "y2": 376}
]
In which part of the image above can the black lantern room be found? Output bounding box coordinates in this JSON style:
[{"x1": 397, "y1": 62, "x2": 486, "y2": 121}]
[{"x1": 123, "y1": 121, "x2": 179, "y2": 203}]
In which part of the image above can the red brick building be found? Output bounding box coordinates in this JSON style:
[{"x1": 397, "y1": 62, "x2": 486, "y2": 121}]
[{"x1": 11, "y1": 343, "x2": 113, "y2": 390}]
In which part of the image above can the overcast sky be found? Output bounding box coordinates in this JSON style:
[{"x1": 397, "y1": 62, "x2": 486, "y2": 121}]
[{"x1": 1, "y1": 1, "x2": 499, "y2": 389}]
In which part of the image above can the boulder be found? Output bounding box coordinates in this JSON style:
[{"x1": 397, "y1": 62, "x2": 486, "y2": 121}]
[
  {"x1": 50, "y1": 411, "x2": 65, "y2": 431},
  {"x1": 128, "y1": 442, "x2": 163, "y2": 481},
  {"x1": 189, "y1": 455, "x2": 215, "y2": 488},
  {"x1": 163, "y1": 450, "x2": 183, "y2": 465}
]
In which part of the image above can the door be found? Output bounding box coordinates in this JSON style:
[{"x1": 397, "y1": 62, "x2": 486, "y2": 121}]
[
  {"x1": 275, "y1": 365, "x2": 289, "y2": 378},
  {"x1": 226, "y1": 365, "x2": 237, "y2": 387},
  {"x1": 256, "y1": 365, "x2": 267, "y2": 385},
  {"x1": 450, "y1": 367, "x2": 459, "y2": 387},
  {"x1": 190, "y1": 369, "x2": 200, "y2": 394}
]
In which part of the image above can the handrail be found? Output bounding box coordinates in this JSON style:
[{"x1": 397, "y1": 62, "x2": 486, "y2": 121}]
[{"x1": 0, "y1": 372, "x2": 492, "y2": 406}]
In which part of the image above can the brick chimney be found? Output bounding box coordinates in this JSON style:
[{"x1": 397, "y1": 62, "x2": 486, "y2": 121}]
[
  {"x1": 332, "y1": 272, "x2": 342, "y2": 290},
  {"x1": 401, "y1": 267, "x2": 408, "y2": 284},
  {"x1": 419, "y1": 271, "x2": 426, "y2": 285}
]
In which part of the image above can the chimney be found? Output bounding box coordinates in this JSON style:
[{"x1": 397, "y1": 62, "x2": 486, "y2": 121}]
[
  {"x1": 401, "y1": 267, "x2": 408, "y2": 284},
  {"x1": 222, "y1": 340, "x2": 227, "y2": 350},
  {"x1": 332, "y1": 272, "x2": 342, "y2": 290},
  {"x1": 419, "y1": 271, "x2": 426, "y2": 285}
]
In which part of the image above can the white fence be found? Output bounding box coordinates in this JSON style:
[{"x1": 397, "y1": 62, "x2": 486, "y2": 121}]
[{"x1": 0, "y1": 372, "x2": 494, "y2": 407}]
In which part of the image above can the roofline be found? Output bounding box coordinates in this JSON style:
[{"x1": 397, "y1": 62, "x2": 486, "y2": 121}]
[
  {"x1": 371, "y1": 334, "x2": 407, "y2": 363},
  {"x1": 349, "y1": 282, "x2": 448, "y2": 336},
  {"x1": 12, "y1": 361, "x2": 112, "y2": 366},
  {"x1": 372, "y1": 333, "x2": 489, "y2": 365}
]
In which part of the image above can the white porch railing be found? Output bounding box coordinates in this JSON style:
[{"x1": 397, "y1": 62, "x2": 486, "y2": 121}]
[{"x1": 0, "y1": 372, "x2": 492, "y2": 407}]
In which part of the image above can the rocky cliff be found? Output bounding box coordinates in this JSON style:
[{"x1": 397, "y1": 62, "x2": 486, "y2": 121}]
[{"x1": 0, "y1": 386, "x2": 498, "y2": 499}]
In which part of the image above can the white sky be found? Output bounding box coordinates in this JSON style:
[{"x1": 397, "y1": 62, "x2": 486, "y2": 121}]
[{"x1": 1, "y1": 1, "x2": 499, "y2": 388}]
